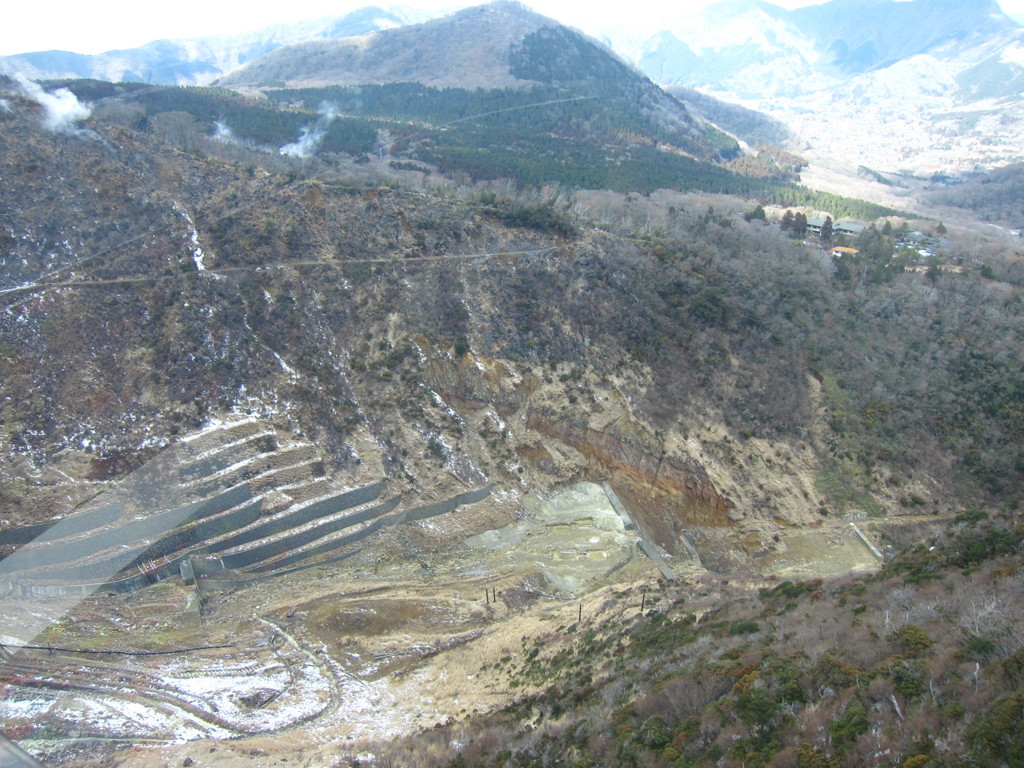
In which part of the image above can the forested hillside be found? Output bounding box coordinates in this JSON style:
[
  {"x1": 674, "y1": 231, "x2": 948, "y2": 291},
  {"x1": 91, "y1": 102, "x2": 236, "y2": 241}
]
[
  {"x1": 922, "y1": 163, "x2": 1024, "y2": 228},
  {"x1": 45, "y1": 75, "x2": 903, "y2": 224}
]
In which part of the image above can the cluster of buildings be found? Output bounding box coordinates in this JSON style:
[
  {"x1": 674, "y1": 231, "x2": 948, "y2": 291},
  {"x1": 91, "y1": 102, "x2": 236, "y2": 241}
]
[{"x1": 805, "y1": 217, "x2": 864, "y2": 238}]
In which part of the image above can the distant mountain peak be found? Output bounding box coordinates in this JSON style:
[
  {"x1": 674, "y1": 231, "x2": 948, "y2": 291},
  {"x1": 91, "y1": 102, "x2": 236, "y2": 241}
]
[
  {"x1": 0, "y1": 6, "x2": 431, "y2": 85},
  {"x1": 216, "y1": 2, "x2": 562, "y2": 90},
  {"x1": 477, "y1": 0, "x2": 542, "y2": 14}
]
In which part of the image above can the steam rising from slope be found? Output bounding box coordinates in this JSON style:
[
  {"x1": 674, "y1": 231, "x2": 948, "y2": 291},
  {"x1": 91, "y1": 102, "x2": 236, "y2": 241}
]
[
  {"x1": 14, "y1": 74, "x2": 91, "y2": 133},
  {"x1": 212, "y1": 120, "x2": 244, "y2": 145},
  {"x1": 279, "y1": 103, "x2": 339, "y2": 158}
]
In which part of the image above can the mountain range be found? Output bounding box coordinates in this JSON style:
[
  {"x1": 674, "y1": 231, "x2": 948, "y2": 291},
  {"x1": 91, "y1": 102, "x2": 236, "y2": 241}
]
[
  {"x1": 626, "y1": 0, "x2": 1023, "y2": 96},
  {"x1": 6, "y1": 0, "x2": 1021, "y2": 100},
  {"x1": 2, "y1": 0, "x2": 1021, "y2": 177},
  {"x1": 0, "y1": 5, "x2": 427, "y2": 85},
  {"x1": 617, "y1": 0, "x2": 1024, "y2": 175}
]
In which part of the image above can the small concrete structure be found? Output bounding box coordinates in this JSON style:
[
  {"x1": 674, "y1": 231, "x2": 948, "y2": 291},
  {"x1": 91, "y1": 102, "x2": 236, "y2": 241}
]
[{"x1": 830, "y1": 246, "x2": 860, "y2": 257}]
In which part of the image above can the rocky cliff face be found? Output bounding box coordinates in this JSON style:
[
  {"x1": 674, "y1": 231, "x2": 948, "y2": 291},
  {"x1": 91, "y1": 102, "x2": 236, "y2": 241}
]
[{"x1": 413, "y1": 346, "x2": 841, "y2": 565}]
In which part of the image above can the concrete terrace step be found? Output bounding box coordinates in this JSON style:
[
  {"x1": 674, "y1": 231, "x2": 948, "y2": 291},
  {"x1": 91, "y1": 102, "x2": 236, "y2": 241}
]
[
  {"x1": 6, "y1": 489, "x2": 260, "y2": 584},
  {"x1": 178, "y1": 417, "x2": 269, "y2": 455},
  {"x1": 220, "y1": 485, "x2": 495, "y2": 580},
  {"x1": 208, "y1": 483, "x2": 384, "y2": 559},
  {"x1": 3, "y1": 411, "x2": 494, "y2": 599},
  {"x1": 1, "y1": 423, "x2": 277, "y2": 561},
  {"x1": 184, "y1": 444, "x2": 319, "y2": 500},
  {"x1": 0, "y1": 502, "x2": 124, "y2": 553},
  {"x1": 242, "y1": 497, "x2": 404, "y2": 574},
  {"x1": 174, "y1": 433, "x2": 277, "y2": 487},
  {"x1": 6, "y1": 483, "x2": 385, "y2": 592}
]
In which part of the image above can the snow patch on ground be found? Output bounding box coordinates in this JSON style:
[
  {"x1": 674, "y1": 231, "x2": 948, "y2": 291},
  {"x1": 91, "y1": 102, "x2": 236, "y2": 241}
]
[
  {"x1": 0, "y1": 698, "x2": 52, "y2": 719},
  {"x1": 272, "y1": 350, "x2": 298, "y2": 377},
  {"x1": 173, "y1": 202, "x2": 207, "y2": 271},
  {"x1": 180, "y1": 414, "x2": 261, "y2": 444},
  {"x1": 161, "y1": 659, "x2": 330, "y2": 732}
]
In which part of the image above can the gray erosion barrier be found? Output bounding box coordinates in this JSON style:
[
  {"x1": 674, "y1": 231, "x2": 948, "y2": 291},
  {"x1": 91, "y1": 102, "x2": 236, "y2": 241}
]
[
  {"x1": 187, "y1": 448, "x2": 318, "y2": 500},
  {"x1": 210, "y1": 548, "x2": 363, "y2": 590},
  {"x1": 115, "y1": 485, "x2": 254, "y2": 568},
  {"x1": 220, "y1": 492, "x2": 395, "y2": 570},
  {"x1": 209, "y1": 482, "x2": 382, "y2": 555},
  {"x1": 174, "y1": 435, "x2": 276, "y2": 486},
  {"x1": 6, "y1": 485, "x2": 254, "y2": 574},
  {"x1": 245, "y1": 497, "x2": 403, "y2": 572},
  {"x1": 246, "y1": 485, "x2": 493, "y2": 573},
  {"x1": 202, "y1": 486, "x2": 492, "y2": 589},
  {"x1": 23, "y1": 500, "x2": 263, "y2": 585},
  {"x1": 0, "y1": 503, "x2": 123, "y2": 552}
]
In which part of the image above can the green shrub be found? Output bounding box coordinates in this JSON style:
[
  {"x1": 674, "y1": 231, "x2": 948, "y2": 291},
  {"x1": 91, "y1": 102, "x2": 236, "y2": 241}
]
[
  {"x1": 796, "y1": 740, "x2": 838, "y2": 768},
  {"x1": 1004, "y1": 647, "x2": 1024, "y2": 681},
  {"x1": 735, "y1": 689, "x2": 782, "y2": 731},
  {"x1": 729, "y1": 620, "x2": 760, "y2": 636},
  {"x1": 829, "y1": 699, "x2": 869, "y2": 755},
  {"x1": 950, "y1": 525, "x2": 1024, "y2": 568},
  {"x1": 889, "y1": 659, "x2": 925, "y2": 699},
  {"x1": 636, "y1": 715, "x2": 671, "y2": 749},
  {"x1": 967, "y1": 694, "x2": 1024, "y2": 766},
  {"x1": 811, "y1": 650, "x2": 861, "y2": 690},
  {"x1": 955, "y1": 508, "x2": 988, "y2": 525},
  {"x1": 888, "y1": 624, "x2": 934, "y2": 655},
  {"x1": 960, "y1": 635, "x2": 998, "y2": 663},
  {"x1": 777, "y1": 677, "x2": 807, "y2": 705}
]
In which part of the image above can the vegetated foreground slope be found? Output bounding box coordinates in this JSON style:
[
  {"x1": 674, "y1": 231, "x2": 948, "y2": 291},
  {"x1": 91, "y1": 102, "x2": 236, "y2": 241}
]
[{"x1": 360, "y1": 508, "x2": 1024, "y2": 768}]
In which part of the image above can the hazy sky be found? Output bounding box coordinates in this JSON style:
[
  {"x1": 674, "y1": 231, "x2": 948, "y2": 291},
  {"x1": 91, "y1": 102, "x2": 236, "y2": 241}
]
[{"x1": 4, "y1": 0, "x2": 1023, "y2": 57}]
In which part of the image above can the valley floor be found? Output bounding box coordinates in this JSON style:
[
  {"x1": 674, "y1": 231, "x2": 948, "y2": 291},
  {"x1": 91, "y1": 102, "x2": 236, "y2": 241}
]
[{"x1": 1, "y1": 481, "x2": 895, "y2": 767}]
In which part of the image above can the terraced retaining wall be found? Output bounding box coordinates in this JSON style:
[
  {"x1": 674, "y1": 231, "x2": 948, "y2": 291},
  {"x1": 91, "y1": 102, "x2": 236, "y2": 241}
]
[
  {"x1": 3, "y1": 486, "x2": 382, "y2": 594},
  {"x1": 186, "y1": 446, "x2": 319, "y2": 500},
  {"x1": 246, "y1": 485, "x2": 494, "y2": 574},
  {"x1": 211, "y1": 486, "x2": 494, "y2": 585},
  {"x1": 121, "y1": 498, "x2": 262, "y2": 572},
  {"x1": 210, "y1": 482, "x2": 383, "y2": 555},
  {"x1": 10, "y1": 485, "x2": 255, "y2": 572},
  {"x1": 243, "y1": 497, "x2": 404, "y2": 572},
  {"x1": 0, "y1": 503, "x2": 123, "y2": 552},
  {"x1": 4, "y1": 485, "x2": 493, "y2": 598},
  {"x1": 22, "y1": 500, "x2": 264, "y2": 586},
  {"x1": 199, "y1": 549, "x2": 363, "y2": 592},
  {"x1": 175, "y1": 435, "x2": 276, "y2": 486}
]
